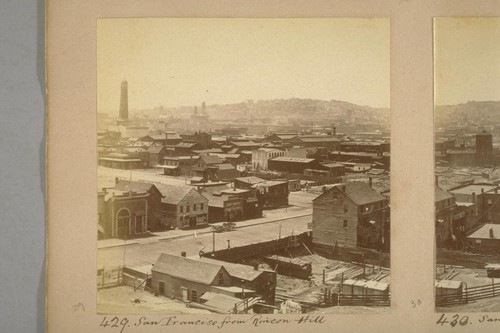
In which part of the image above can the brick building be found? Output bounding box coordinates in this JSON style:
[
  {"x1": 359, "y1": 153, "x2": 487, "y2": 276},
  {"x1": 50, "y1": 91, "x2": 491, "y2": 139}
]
[{"x1": 98, "y1": 180, "x2": 166, "y2": 239}]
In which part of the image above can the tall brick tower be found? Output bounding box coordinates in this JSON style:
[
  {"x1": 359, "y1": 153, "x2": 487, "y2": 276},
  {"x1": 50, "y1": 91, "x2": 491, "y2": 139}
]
[{"x1": 119, "y1": 80, "x2": 128, "y2": 120}]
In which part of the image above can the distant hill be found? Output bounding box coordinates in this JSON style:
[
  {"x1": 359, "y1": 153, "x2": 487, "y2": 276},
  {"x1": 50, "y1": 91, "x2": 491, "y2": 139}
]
[
  {"x1": 435, "y1": 101, "x2": 500, "y2": 125},
  {"x1": 144, "y1": 98, "x2": 389, "y2": 125}
]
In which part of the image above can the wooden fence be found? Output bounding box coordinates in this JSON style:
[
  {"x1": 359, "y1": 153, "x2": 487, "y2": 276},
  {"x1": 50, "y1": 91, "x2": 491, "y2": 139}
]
[
  {"x1": 97, "y1": 266, "x2": 123, "y2": 289},
  {"x1": 202, "y1": 232, "x2": 311, "y2": 263},
  {"x1": 436, "y1": 282, "x2": 500, "y2": 306},
  {"x1": 338, "y1": 293, "x2": 391, "y2": 307}
]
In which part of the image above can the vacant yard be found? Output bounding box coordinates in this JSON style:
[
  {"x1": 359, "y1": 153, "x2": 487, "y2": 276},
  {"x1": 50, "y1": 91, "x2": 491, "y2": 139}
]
[{"x1": 97, "y1": 286, "x2": 211, "y2": 315}]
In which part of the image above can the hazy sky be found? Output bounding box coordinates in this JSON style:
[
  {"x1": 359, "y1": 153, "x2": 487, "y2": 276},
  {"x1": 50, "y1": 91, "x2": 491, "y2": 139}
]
[
  {"x1": 434, "y1": 17, "x2": 500, "y2": 106},
  {"x1": 97, "y1": 18, "x2": 389, "y2": 115}
]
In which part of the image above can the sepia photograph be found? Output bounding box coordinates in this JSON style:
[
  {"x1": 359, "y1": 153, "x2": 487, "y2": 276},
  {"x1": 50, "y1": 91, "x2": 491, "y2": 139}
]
[
  {"x1": 95, "y1": 18, "x2": 391, "y2": 315},
  {"x1": 434, "y1": 17, "x2": 500, "y2": 312}
]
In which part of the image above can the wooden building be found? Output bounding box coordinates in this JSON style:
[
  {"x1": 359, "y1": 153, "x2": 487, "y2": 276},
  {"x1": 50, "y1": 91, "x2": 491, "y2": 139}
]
[
  {"x1": 466, "y1": 224, "x2": 500, "y2": 254},
  {"x1": 234, "y1": 176, "x2": 289, "y2": 209},
  {"x1": 311, "y1": 182, "x2": 389, "y2": 251},
  {"x1": 151, "y1": 253, "x2": 232, "y2": 303},
  {"x1": 98, "y1": 153, "x2": 146, "y2": 169},
  {"x1": 268, "y1": 157, "x2": 325, "y2": 175},
  {"x1": 155, "y1": 184, "x2": 209, "y2": 229},
  {"x1": 159, "y1": 156, "x2": 199, "y2": 176},
  {"x1": 199, "y1": 184, "x2": 262, "y2": 223},
  {"x1": 435, "y1": 186, "x2": 457, "y2": 248},
  {"x1": 147, "y1": 144, "x2": 167, "y2": 167}
]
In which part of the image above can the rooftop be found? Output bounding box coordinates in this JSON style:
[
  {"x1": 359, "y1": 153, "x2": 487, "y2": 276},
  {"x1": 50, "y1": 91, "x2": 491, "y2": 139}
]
[
  {"x1": 449, "y1": 184, "x2": 498, "y2": 196},
  {"x1": 112, "y1": 180, "x2": 156, "y2": 193},
  {"x1": 152, "y1": 253, "x2": 225, "y2": 285},
  {"x1": 154, "y1": 184, "x2": 200, "y2": 205},
  {"x1": 435, "y1": 186, "x2": 454, "y2": 202},
  {"x1": 314, "y1": 182, "x2": 386, "y2": 206},
  {"x1": 270, "y1": 157, "x2": 316, "y2": 163},
  {"x1": 467, "y1": 224, "x2": 500, "y2": 240}
]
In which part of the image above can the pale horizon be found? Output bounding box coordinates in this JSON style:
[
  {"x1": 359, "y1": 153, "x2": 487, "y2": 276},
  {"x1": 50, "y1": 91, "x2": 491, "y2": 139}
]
[
  {"x1": 97, "y1": 18, "x2": 390, "y2": 115},
  {"x1": 434, "y1": 17, "x2": 500, "y2": 106}
]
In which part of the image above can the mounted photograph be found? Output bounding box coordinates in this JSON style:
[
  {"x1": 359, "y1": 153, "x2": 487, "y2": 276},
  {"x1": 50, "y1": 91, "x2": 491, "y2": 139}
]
[
  {"x1": 96, "y1": 18, "x2": 391, "y2": 315},
  {"x1": 434, "y1": 17, "x2": 500, "y2": 312}
]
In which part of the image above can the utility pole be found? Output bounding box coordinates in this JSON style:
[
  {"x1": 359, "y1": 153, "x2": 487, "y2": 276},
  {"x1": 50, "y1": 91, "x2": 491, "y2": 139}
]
[{"x1": 212, "y1": 230, "x2": 215, "y2": 253}]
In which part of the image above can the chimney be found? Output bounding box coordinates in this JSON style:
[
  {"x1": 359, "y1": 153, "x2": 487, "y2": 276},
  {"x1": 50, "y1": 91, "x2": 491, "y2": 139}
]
[
  {"x1": 115, "y1": 177, "x2": 119, "y2": 185},
  {"x1": 253, "y1": 263, "x2": 259, "y2": 271},
  {"x1": 369, "y1": 177, "x2": 373, "y2": 188},
  {"x1": 472, "y1": 192, "x2": 478, "y2": 216},
  {"x1": 490, "y1": 228, "x2": 494, "y2": 239},
  {"x1": 181, "y1": 251, "x2": 186, "y2": 257}
]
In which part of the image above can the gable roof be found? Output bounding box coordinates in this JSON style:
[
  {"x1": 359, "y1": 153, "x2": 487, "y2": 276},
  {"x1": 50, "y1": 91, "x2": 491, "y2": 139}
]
[
  {"x1": 435, "y1": 186, "x2": 454, "y2": 202},
  {"x1": 218, "y1": 163, "x2": 237, "y2": 171},
  {"x1": 198, "y1": 257, "x2": 265, "y2": 281},
  {"x1": 235, "y1": 176, "x2": 266, "y2": 185},
  {"x1": 200, "y1": 155, "x2": 223, "y2": 165},
  {"x1": 112, "y1": 180, "x2": 158, "y2": 194},
  {"x1": 147, "y1": 144, "x2": 165, "y2": 154},
  {"x1": 152, "y1": 253, "x2": 225, "y2": 284},
  {"x1": 154, "y1": 184, "x2": 201, "y2": 205},
  {"x1": 314, "y1": 182, "x2": 385, "y2": 206},
  {"x1": 467, "y1": 224, "x2": 500, "y2": 240}
]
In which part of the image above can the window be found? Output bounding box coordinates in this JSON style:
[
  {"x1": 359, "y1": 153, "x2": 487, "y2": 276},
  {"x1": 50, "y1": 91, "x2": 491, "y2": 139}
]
[
  {"x1": 180, "y1": 206, "x2": 183, "y2": 213},
  {"x1": 343, "y1": 220, "x2": 348, "y2": 229},
  {"x1": 191, "y1": 290, "x2": 197, "y2": 302},
  {"x1": 218, "y1": 272, "x2": 224, "y2": 285},
  {"x1": 201, "y1": 203, "x2": 204, "y2": 210},
  {"x1": 186, "y1": 205, "x2": 190, "y2": 213},
  {"x1": 343, "y1": 205, "x2": 348, "y2": 213},
  {"x1": 194, "y1": 203, "x2": 197, "y2": 211}
]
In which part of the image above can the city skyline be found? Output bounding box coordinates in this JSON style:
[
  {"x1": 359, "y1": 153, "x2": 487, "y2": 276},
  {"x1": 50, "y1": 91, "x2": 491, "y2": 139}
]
[{"x1": 97, "y1": 18, "x2": 390, "y2": 115}]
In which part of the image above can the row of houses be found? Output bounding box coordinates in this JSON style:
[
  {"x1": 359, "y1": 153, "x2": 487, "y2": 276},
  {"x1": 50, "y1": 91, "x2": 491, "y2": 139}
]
[
  {"x1": 98, "y1": 176, "x2": 289, "y2": 240},
  {"x1": 98, "y1": 130, "x2": 390, "y2": 179},
  {"x1": 434, "y1": 180, "x2": 500, "y2": 252}
]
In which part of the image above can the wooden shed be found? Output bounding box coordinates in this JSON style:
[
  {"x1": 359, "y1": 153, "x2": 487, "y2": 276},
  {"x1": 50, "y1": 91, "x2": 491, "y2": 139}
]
[
  {"x1": 485, "y1": 263, "x2": 500, "y2": 278},
  {"x1": 435, "y1": 280, "x2": 463, "y2": 297},
  {"x1": 364, "y1": 280, "x2": 390, "y2": 296}
]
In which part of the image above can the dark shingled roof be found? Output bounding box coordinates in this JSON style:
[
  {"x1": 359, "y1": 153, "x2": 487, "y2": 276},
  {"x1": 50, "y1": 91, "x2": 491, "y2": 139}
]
[
  {"x1": 154, "y1": 184, "x2": 200, "y2": 205},
  {"x1": 314, "y1": 182, "x2": 385, "y2": 206},
  {"x1": 200, "y1": 155, "x2": 223, "y2": 165},
  {"x1": 152, "y1": 253, "x2": 225, "y2": 285},
  {"x1": 340, "y1": 182, "x2": 385, "y2": 205},
  {"x1": 198, "y1": 257, "x2": 266, "y2": 281}
]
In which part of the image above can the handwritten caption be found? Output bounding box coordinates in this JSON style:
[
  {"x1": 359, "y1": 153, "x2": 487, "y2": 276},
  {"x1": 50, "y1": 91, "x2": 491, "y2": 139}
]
[
  {"x1": 99, "y1": 315, "x2": 325, "y2": 333},
  {"x1": 437, "y1": 314, "x2": 500, "y2": 328}
]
